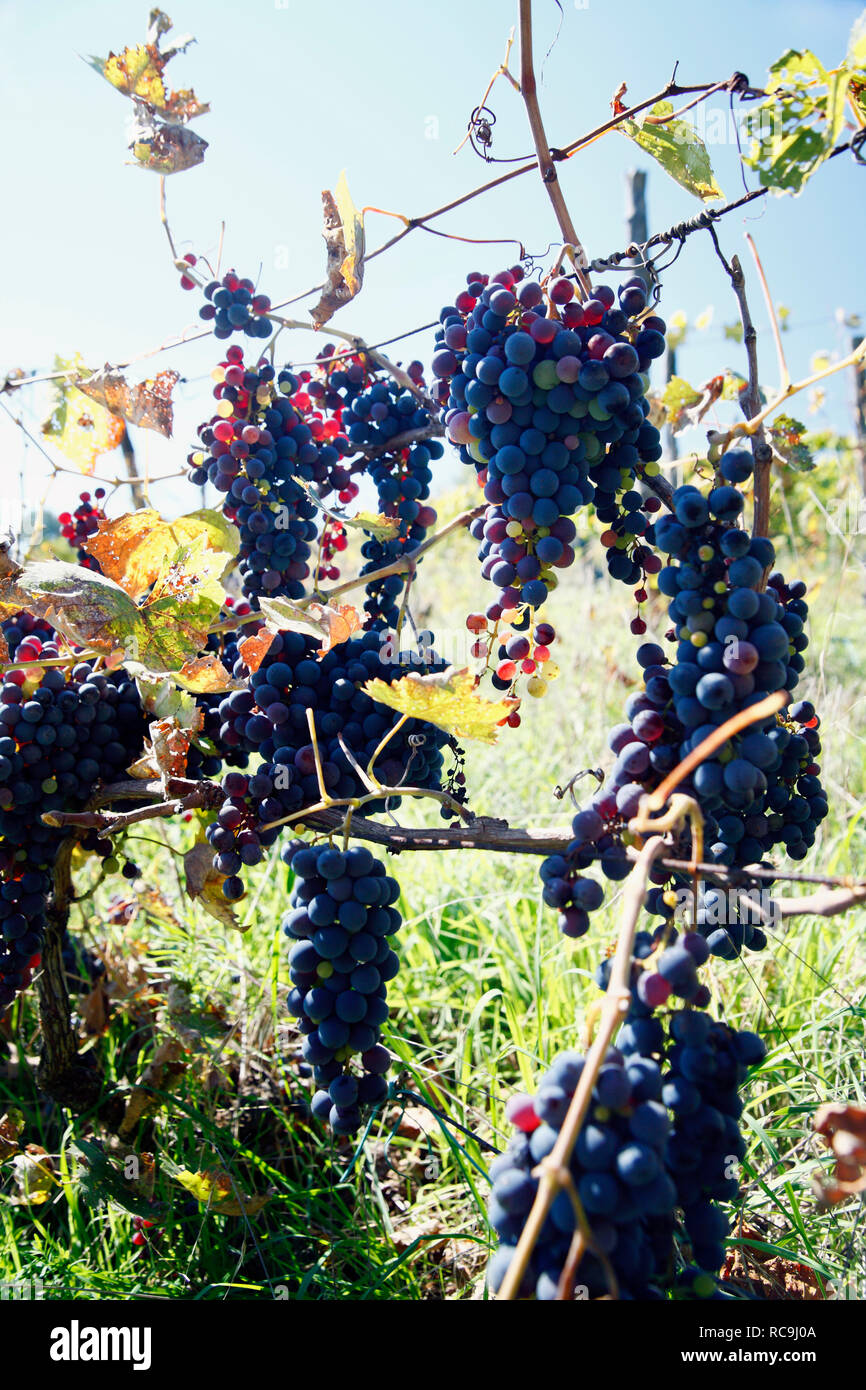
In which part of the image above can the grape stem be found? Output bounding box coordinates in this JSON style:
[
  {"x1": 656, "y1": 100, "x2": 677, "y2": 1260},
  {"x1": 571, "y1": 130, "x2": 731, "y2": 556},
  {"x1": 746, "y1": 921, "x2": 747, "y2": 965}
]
[
  {"x1": 298, "y1": 503, "x2": 486, "y2": 609},
  {"x1": 706, "y1": 229, "x2": 773, "y2": 545},
  {"x1": 495, "y1": 833, "x2": 670, "y2": 1300}
]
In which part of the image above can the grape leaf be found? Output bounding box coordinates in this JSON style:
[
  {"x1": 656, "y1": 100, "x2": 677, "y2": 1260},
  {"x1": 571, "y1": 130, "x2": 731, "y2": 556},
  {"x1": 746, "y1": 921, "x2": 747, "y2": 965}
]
[
  {"x1": 363, "y1": 667, "x2": 518, "y2": 744},
  {"x1": 174, "y1": 652, "x2": 238, "y2": 693},
  {"x1": 72, "y1": 1139, "x2": 164, "y2": 1220},
  {"x1": 0, "y1": 542, "x2": 227, "y2": 675},
  {"x1": 42, "y1": 354, "x2": 125, "y2": 474},
  {"x1": 183, "y1": 842, "x2": 244, "y2": 932},
  {"x1": 0, "y1": 561, "x2": 142, "y2": 655},
  {"x1": 9, "y1": 1147, "x2": 56, "y2": 1206},
  {"x1": 85, "y1": 508, "x2": 238, "y2": 599},
  {"x1": 238, "y1": 628, "x2": 275, "y2": 673},
  {"x1": 173, "y1": 1167, "x2": 270, "y2": 1217},
  {"x1": 660, "y1": 376, "x2": 702, "y2": 431},
  {"x1": 77, "y1": 368, "x2": 180, "y2": 437},
  {"x1": 0, "y1": 1109, "x2": 24, "y2": 1164},
  {"x1": 768, "y1": 414, "x2": 814, "y2": 471},
  {"x1": 310, "y1": 173, "x2": 366, "y2": 327},
  {"x1": 128, "y1": 112, "x2": 208, "y2": 174},
  {"x1": 666, "y1": 310, "x2": 689, "y2": 350},
  {"x1": 86, "y1": 12, "x2": 208, "y2": 123},
  {"x1": 621, "y1": 102, "x2": 723, "y2": 202},
  {"x1": 294, "y1": 478, "x2": 401, "y2": 540},
  {"x1": 743, "y1": 49, "x2": 851, "y2": 195},
  {"x1": 258, "y1": 597, "x2": 362, "y2": 655},
  {"x1": 133, "y1": 669, "x2": 200, "y2": 726},
  {"x1": 721, "y1": 370, "x2": 749, "y2": 402}
]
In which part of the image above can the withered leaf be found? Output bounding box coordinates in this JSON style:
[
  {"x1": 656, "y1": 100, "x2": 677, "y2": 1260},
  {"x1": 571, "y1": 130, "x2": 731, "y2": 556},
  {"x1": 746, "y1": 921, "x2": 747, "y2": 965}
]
[
  {"x1": 85, "y1": 508, "x2": 238, "y2": 599},
  {"x1": 310, "y1": 173, "x2": 365, "y2": 327},
  {"x1": 77, "y1": 369, "x2": 180, "y2": 438}
]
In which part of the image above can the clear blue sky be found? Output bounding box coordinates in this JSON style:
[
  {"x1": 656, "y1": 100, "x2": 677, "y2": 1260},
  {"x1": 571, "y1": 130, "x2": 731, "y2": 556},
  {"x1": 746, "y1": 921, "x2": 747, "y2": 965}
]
[{"x1": 1, "y1": 0, "x2": 863, "y2": 530}]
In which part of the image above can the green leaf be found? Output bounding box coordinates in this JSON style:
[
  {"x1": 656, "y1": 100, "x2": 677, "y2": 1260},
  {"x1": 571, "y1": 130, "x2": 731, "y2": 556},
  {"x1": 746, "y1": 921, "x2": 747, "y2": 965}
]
[
  {"x1": 769, "y1": 414, "x2": 815, "y2": 471},
  {"x1": 72, "y1": 1139, "x2": 163, "y2": 1220},
  {"x1": 723, "y1": 322, "x2": 744, "y2": 343},
  {"x1": 743, "y1": 49, "x2": 852, "y2": 195},
  {"x1": 622, "y1": 102, "x2": 723, "y2": 202}
]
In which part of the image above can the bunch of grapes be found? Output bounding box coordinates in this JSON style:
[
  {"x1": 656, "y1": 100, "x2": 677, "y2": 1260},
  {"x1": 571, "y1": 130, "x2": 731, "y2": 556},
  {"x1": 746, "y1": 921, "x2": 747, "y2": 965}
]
[
  {"x1": 187, "y1": 348, "x2": 355, "y2": 605},
  {"x1": 58, "y1": 490, "x2": 106, "y2": 571},
  {"x1": 488, "y1": 937, "x2": 765, "y2": 1300},
  {"x1": 0, "y1": 621, "x2": 146, "y2": 1010},
  {"x1": 207, "y1": 627, "x2": 448, "y2": 900},
  {"x1": 539, "y1": 463, "x2": 827, "y2": 953},
  {"x1": 431, "y1": 268, "x2": 665, "y2": 620},
  {"x1": 661, "y1": 1011, "x2": 763, "y2": 1279},
  {"x1": 197, "y1": 269, "x2": 272, "y2": 340},
  {"x1": 322, "y1": 364, "x2": 444, "y2": 629},
  {"x1": 282, "y1": 840, "x2": 399, "y2": 1135}
]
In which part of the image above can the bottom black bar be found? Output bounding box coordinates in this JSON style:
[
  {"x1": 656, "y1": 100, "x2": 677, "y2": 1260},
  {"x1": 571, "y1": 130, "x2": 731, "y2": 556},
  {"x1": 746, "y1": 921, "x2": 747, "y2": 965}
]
[{"x1": 0, "y1": 1292, "x2": 856, "y2": 1375}]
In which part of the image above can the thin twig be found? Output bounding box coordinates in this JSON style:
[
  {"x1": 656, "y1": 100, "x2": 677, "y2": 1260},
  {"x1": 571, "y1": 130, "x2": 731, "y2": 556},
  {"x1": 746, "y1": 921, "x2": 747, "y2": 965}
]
[
  {"x1": 745, "y1": 233, "x2": 790, "y2": 392},
  {"x1": 452, "y1": 26, "x2": 521, "y2": 156},
  {"x1": 496, "y1": 835, "x2": 669, "y2": 1300}
]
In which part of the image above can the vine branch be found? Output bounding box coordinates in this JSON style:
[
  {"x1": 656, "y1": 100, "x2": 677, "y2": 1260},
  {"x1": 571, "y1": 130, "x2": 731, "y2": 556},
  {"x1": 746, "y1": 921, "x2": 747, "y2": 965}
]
[{"x1": 518, "y1": 0, "x2": 592, "y2": 296}]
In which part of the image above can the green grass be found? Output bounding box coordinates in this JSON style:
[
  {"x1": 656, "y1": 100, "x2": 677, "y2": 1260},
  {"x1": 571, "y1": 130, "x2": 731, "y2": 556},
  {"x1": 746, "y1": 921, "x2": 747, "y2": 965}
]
[{"x1": 1, "y1": 492, "x2": 865, "y2": 1301}]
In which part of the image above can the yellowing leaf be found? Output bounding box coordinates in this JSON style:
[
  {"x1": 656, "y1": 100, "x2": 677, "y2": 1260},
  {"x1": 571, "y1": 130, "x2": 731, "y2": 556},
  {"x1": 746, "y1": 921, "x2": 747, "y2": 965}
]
[
  {"x1": 258, "y1": 596, "x2": 362, "y2": 656},
  {"x1": 363, "y1": 667, "x2": 518, "y2": 744},
  {"x1": 0, "y1": 1109, "x2": 24, "y2": 1164},
  {"x1": 183, "y1": 844, "x2": 244, "y2": 932},
  {"x1": 42, "y1": 354, "x2": 125, "y2": 474},
  {"x1": 238, "y1": 628, "x2": 275, "y2": 673},
  {"x1": 174, "y1": 1167, "x2": 270, "y2": 1217},
  {"x1": 0, "y1": 549, "x2": 226, "y2": 677},
  {"x1": 660, "y1": 376, "x2": 702, "y2": 432},
  {"x1": 352, "y1": 511, "x2": 402, "y2": 540},
  {"x1": 310, "y1": 174, "x2": 366, "y2": 327},
  {"x1": 694, "y1": 307, "x2": 714, "y2": 332},
  {"x1": 174, "y1": 652, "x2": 237, "y2": 693},
  {"x1": 622, "y1": 102, "x2": 723, "y2": 202},
  {"x1": 10, "y1": 1147, "x2": 56, "y2": 1206},
  {"x1": 293, "y1": 476, "x2": 402, "y2": 540},
  {"x1": 810, "y1": 350, "x2": 832, "y2": 373},
  {"x1": 99, "y1": 44, "x2": 167, "y2": 105},
  {"x1": 85, "y1": 509, "x2": 238, "y2": 599},
  {"x1": 77, "y1": 368, "x2": 180, "y2": 437},
  {"x1": 87, "y1": 17, "x2": 208, "y2": 123}
]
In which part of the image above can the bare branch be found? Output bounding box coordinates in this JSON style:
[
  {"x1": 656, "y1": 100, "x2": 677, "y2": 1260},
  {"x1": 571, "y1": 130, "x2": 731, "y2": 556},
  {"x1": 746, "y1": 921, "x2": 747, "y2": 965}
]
[{"x1": 518, "y1": 0, "x2": 592, "y2": 295}]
